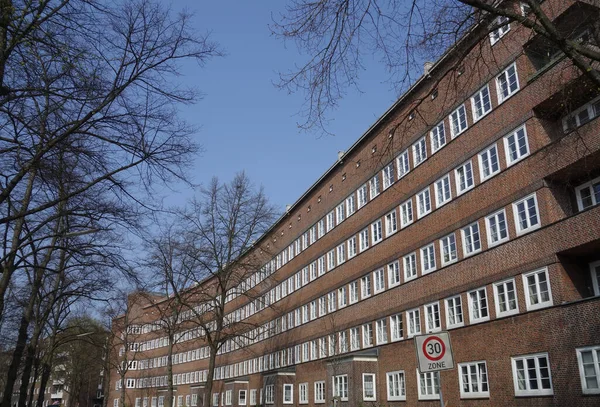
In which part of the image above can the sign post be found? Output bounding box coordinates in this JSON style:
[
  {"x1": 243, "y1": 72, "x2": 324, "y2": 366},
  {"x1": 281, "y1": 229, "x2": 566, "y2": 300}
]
[{"x1": 414, "y1": 332, "x2": 454, "y2": 407}]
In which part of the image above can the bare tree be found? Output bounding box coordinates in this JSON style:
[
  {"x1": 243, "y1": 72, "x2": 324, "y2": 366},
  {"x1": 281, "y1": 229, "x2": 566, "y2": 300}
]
[{"x1": 272, "y1": 0, "x2": 600, "y2": 132}]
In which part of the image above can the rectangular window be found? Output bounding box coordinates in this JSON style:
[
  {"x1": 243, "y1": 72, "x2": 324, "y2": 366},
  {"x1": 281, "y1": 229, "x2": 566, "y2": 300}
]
[
  {"x1": 326, "y1": 211, "x2": 335, "y2": 232},
  {"x1": 212, "y1": 394, "x2": 218, "y2": 407},
  {"x1": 511, "y1": 353, "x2": 553, "y2": 396},
  {"x1": 371, "y1": 219, "x2": 383, "y2": 245},
  {"x1": 455, "y1": 160, "x2": 474, "y2": 195},
  {"x1": 407, "y1": 308, "x2": 421, "y2": 337},
  {"x1": 373, "y1": 268, "x2": 385, "y2": 293},
  {"x1": 362, "y1": 374, "x2": 376, "y2": 401},
  {"x1": 471, "y1": 84, "x2": 492, "y2": 122},
  {"x1": 434, "y1": 174, "x2": 452, "y2": 207},
  {"x1": 319, "y1": 297, "x2": 326, "y2": 317},
  {"x1": 413, "y1": 137, "x2": 427, "y2": 167},
  {"x1": 445, "y1": 295, "x2": 464, "y2": 328},
  {"x1": 265, "y1": 385, "x2": 274, "y2": 404},
  {"x1": 468, "y1": 287, "x2": 489, "y2": 323},
  {"x1": 490, "y1": 16, "x2": 510, "y2": 45},
  {"x1": 591, "y1": 261, "x2": 600, "y2": 296},
  {"x1": 440, "y1": 233, "x2": 458, "y2": 266},
  {"x1": 478, "y1": 144, "x2": 500, "y2": 181},
  {"x1": 577, "y1": 346, "x2": 600, "y2": 394},
  {"x1": 523, "y1": 268, "x2": 552, "y2": 310},
  {"x1": 397, "y1": 150, "x2": 410, "y2": 179},
  {"x1": 575, "y1": 176, "x2": 600, "y2": 210},
  {"x1": 382, "y1": 163, "x2": 395, "y2": 189},
  {"x1": 420, "y1": 244, "x2": 436, "y2": 274},
  {"x1": 376, "y1": 319, "x2": 388, "y2": 344},
  {"x1": 430, "y1": 121, "x2": 447, "y2": 153},
  {"x1": 357, "y1": 184, "x2": 368, "y2": 208},
  {"x1": 387, "y1": 371, "x2": 406, "y2": 401},
  {"x1": 416, "y1": 187, "x2": 432, "y2": 218},
  {"x1": 425, "y1": 302, "x2": 441, "y2": 333},
  {"x1": 337, "y1": 243, "x2": 346, "y2": 264},
  {"x1": 449, "y1": 104, "x2": 468, "y2": 138},
  {"x1": 314, "y1": 381, "x2": 325, "y2": 404},
  {"x1": 298, "y1": 383, "x2": 307, "y2": 404},
  {"x1": 459, "y1": 361, "x2": 490, "y2": 398},
  {"x1": 348, "y1": 236, "x2": 357, "y2": 258},
  {"x1": 496, "y1": 62, "x2": 519, "y2": 103},
  {"x1": 362, "y1": 323, "x2": 374, "y2": 347},
  {"x1": 359, "y1": 228, "x2": 369, "y2": 252},
  {"x1": 390, "y1": 314, "x2": 403, "y2": 341},
  {"x1": 388, "y1": 261, "x2": 401, "y2": 287},
  {"x1": 338, "y1": 286, "x2": 347, "y2": 307},
  {"x1": 336, "y1": 202, "x2": 346, "y2": 224},
  {"x1": 385, "y1": 210, "x2": 398, "y2": 236},
  {"x1": 349, "y1": 281, "x2": 359, "y2": 304},
  {"x1": 404, "y1": 252, "x2": 417, "y2": 281},
  {"x1": 462, "y1": 222, "x2": 481, "y2": 256},
  {"x1": 327, "y1": 250, "x2": 336, "y2": 271},
  {"x1": 513, "y1": 193, "x2": 540, "y2": 235},
  {"x1": 238, "y1": 391, "x2": 247, "y2": 406},
  {"x1": 317, "y1": 219, "x2": 325, "y2": 239},
  {"x1": 494, "y1": 278, "x2": 519, "y2": 317},
  {"x1": 350, "y1": 327, "x2": 360, "y2": 351},
  {"x1": 361, "y1": 275, "x2": 372, "y2": 299},
  {"x1": 369, "y1": 175, "x2": 381, "y2": 199},
  {"x1": 249, "y1": 390, "x2": 257, "y2": 406},
  {"x1": 486, "y1": 209, "x2": 509, "y2": 246},
  {"x1": 504, "y1": 125, "x2": 529, "y2": 165},
  {"x1": 333, "y1": 375, "x2": 348, "y2": 401},
  {"x1": 328, "y1": 291, "x2": 336, "y2": 313},
  {"x1": 346, "y1": 195, "x2": 357, "y2": 216},
  {"x1": 400, "y1": 199, "x2": 414, "y2": 227},
  {"x1": 418, "y1": 371, "x2": 440, "y2": 400}
]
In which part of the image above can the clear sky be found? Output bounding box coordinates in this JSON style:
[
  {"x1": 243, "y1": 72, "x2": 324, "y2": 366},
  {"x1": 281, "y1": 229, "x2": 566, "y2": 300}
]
[{"x1": 169, "y1": 0, "x2": 399, "y2": 211}]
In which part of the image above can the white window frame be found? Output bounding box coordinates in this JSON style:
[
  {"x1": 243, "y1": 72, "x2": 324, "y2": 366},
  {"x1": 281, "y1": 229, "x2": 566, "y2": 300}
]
[
  {"x1": 333, "y1": 375, "x2": 348, "y2": 401},
  {"x1": 238, "y1": 391, "x2": 247, "y2": 406},
  {"x1": 590, "y1": 261, "x2": 600, "y2": 296},
  {"x1": 298, "y1": 383, "x2": 307, "y2": 404},
  {"x1": 461, "y1": 222, "x2": 481, "y2": 256},
  {"x1": 376, "y1": 319, "x2": 388, "y2": 344},
  {"x1": 400, "y1": 199, "x2": 414, "y2": 228},
  {"x1": 390, "y1": 314, "x2": 403, "y2": 341},
  {"x1": 382, "y1": 163, "x2": 395, "y2": 189},
  {"x1": 346, "y1": 195, "x2": 356, "y2": 217},
  {"x1": 493, "y1": 278, "x2": 519, "y2": 317},
  {"x1": 455, "y1": 160, "x2": 474, "y2": 195},
  {"x1": 403, "y1": 252, "x2": 417, "y2": 282},
  {"x1": 575, "y1": 176, "x2": 600, "y2": 211},
  {"x1": 471, "y1": 84, "x2": 492, "y2": 122},
  {"x1": 362, "y1": 373, "x2": 376, "y2": 401},
  {"x1": 407, "y1": 308, "x2": 421, "y2": 338},
  {"x1": 496, "y1": 62, "x2": 520, "y2": 104},
  {"x1": 416, "y1": 187, "x2": 432, "y2": 218},
  {"x1": 357, "y1": 184, "x2": 368, "y2": 209},
  {"x1": 512, "y1": 193, "x2": 540, "y2": 235},
  {"x1": 440, "y1": 233, "x2": 458, "y2": 266},
  {"x1": 361, "y1": 275, "x2": 372, "y2": 299},
  {"x1": 386, "y1": 371, "x2": 406, "y2": 401},
  {"x1": 336, "y1": 202, "x2": 346, "y2": 224},
  {"x1": 417, "y1": 371, "x2": 440, "y2": 400},
  {"x1": 347, "y1": 236, "x2": 357, "y2": 258},
  {"x1": 486, "y1": 209, "x2": 509, "y2": 247},
  {"x1": 522, "y1": 268, "x2": 553, "y2": 311},
  {"x1": 468, "y1": 287, "x2": 490, "y2": 324},
  {"x1": 371, "y1": 219, "x2": 383, "y2": 245},
  {"x1": 362, "y1": 323, "x2": 373, "y2": 348},
  {"x1": 434, "y1": 174, "x2": 452, "y2": 208},
  {"x1": 412, "y1": 136, "x2": 427, "y2": 167},
  {"x1": 369, "y1": 175, "x2": 380, "y2": 199},
  {"x1": 424, "y1": 302, "x2": 441, "y2": 333},
  {"x1": 504, "y1": 125, "x2": 530, "y2": 166},
  {"x1": 459, "y1": 361, "x2": 490, "y2": 399},
  {"x1": 445, "y1": 295, "x2": 464, "y2": 329},
  {"x1": 374, "y1": 268, "x2": 385, "y2": 293},
  {"x1": 511, "y1": 353, "x2": 553, "y2": 397},
  {"x1": 420, "y1": 243, "x2": 436, "y2": 274},
  {"x1": 314, "y1": 381, "x2": 325, "y2": 404},
  {"x1": 490, "y1": 16, "x2": 510, "y2": 45},
  {"x1": 576, "y1": 345, "x2": 600, "y2": 394},
  {"x1": 388, "y1": 261, "x2": 401, "y2": 288},
  {"x1": 385, "y1": 210, "x2": 398, "y2": 237},
  {"x1": 264, "y1": 385, "x2": 274, "y2": 405},
  {"x1": 478, "y1": 143, "x2": 500, "y2": 182},
  {"x1": 430, "y1": 121, "x2": 446, "y2": 153},
  {"x1": 397, "y1": 150, "x2": 410, "y2": 179},
  {"x1": 359, "y1": 228, "x2": 369, "y2": 252},
  {"x1": 449, "y1": 104, "x2": 468, "y2": 138}
]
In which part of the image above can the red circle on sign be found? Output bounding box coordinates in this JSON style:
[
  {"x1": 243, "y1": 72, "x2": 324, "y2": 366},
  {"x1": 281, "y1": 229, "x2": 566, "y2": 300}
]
[{"x1": 422, "y1": 336, "x2": 446, "y2": 361}]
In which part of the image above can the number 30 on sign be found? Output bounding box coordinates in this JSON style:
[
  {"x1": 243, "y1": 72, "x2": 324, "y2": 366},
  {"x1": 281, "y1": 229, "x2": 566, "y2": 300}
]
[{"x1": 414, "y1": 332, "x2": 455, "y2": 373}]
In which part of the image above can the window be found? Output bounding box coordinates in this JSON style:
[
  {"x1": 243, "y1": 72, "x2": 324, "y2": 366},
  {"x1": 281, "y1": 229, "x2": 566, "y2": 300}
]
[
  {"x1": 319, "y1": 296, "x2": 326, "y2": 316},
  {"x1": 388, "y1": 261, "x2": 401, "y2": 287},
  {"x1": 459, "y1": 361, "x2": 489, "y2": 398},
  {"x1": 577, "y1": 346, "x2": 600, "y2": 394},
  {"x1": 385, "y1": 210, "x2": 397, "y2": 236},
  {"x1": 478, "y1": 144, "x2": 500, "y2": 181},
  {"x1": 513, "y1": 193, "x2": 539, "y2": 235},
  {"x1": 563, "y1": 95, "x2": 600, "y2": 132},
  {"x1": 455, "y1": 160, "x2": 474, "y2": 195},
  {"x1": 212, "y1": 394, "x2": 219, "y2": 407},
  {"x1": 333, "y1": 375, "x2": 348, "y2": 401},
  {"x1": 471, "y1": 85, "x2": 492, "y2": 122},
  {"x1": 346, "y1": 195, "x2": 356, "y2": 217},
  {"x1": 370, "y1": 268, "x2": 384, "y2": 293},
  {"x1": 328, "y1": 291, "x2": 336, "y2": 313},
  {"x1": 249, "y1": 390, "x2": 257, "y2": 406},
  {"x1": 349, "y1": 281, "x2": 359, "y2": 303},
  {"x1": 310, "y1": 300, "x2": 317, "y2": 320},
  {"x1": 440, "y1": 233, "x2": 457, "y2": 266},
  {"x1": 314, "y1": 381, "x2": 325, "y2": 404},
  {"x1": 449, "y1": 104, "x2": 468, "y2": 138},
  {"x1": 512, "y1": 353, "x2": 553, "y2": 396},
  {"x1": 298, "y1": 383, "x2": 307, "y2": 404},
  {"x1": 523, "y1": 268, "x2": 552, "y2": 310},
  {"x1": 494, "y1": 279, "x2": 519, "y2": 317},
  {"x1": 390, "y1": 314, "x2": 403, "y2": 341},
  {"x1": 445, "y1": 295, "x2": 464, "y2": 328},
  {"x1": 371, "y1": 220, "x2": 383, "y2": 245},
  {"x1": 576, "y1": 176, "x2": 600, "y2": 210},
  {"x1": 327, "y1": 250, "x2": 335, "y2": 271},
  {"x1": 336, "y1": 202, "x2": 345, "y2": 224},
  {"x1": 497, "y1": 63, "x2": 519, "y2": 104},
  {"x1": 504, "y1": 125, "x2": 529, "y2": 165},
  {"x1": 369, "y1": 175, "x2": 381, "y2": 199},
  {"x1": 326, "y1": 211, "x2": 335, "y2": 232},
  {"x1": 362, "y1": 323, "x2": 373, "y2": 347},
  {"x1": 424, "y1": 302, "x2": 441, "y2": 333},
  {"x1": 404, "y1": 252, "x2": 417, "y2": 281},
  {"x1": 486, "y1": 209, "x2": 509, "y2": 246},
  {"x1": 362, "y1": 374, "x2": 376, "y2": 401},
  {"x1": 357, "y1": 184, "x2": 368, "y2": 208},
  {"x1": 264, "y1": 385, "x2": 274, "y2": 404},
  {"x1": 490, "y1": 16, "x2": 510, "y2": 45},
  {"x1": 114, "y1": 400, "x2": 119, "y2": 407},
  {"x1": 317, "y1": 219, "x2": 325, "y2": 239},
  {"x1": 361, "y1": 275, "x2": 372, "y2": 299},
  {"x1": 420, "y1": 244, "x2": 436, "y2": 274},
  {"x1": 158, "y1": 398, "x2": 164, "y2": 407},
  {"x1": 430, "y1": 121, "x2": 447, "y2": 153},
  {"x1": 407, "y1": 308, "x2": 421, "y2": 337},
  {"x1": 468, "y1": 287, "x2": 489, "y2": 323},
  {"x1": 413, "y1": 137, "x2": 427, "y2": 166},
  {"x1": 418, "y1": 371, "x2": 440, "y2": 400},
  {"x1": 591, "y1": 261, "x2": 600, "y2": 296},
  {"x1": 462, "y1": 222, "x2": 481, "y2": 256},
  {"x1": 337, "y1": 243, "x2": 346, "y2": 264},
  {"x1": 434, "y1": 175, "x2": 452, "y2": 207},
  {"x1": 359, "y1": 228, "x2": 369, "y2": 252},
  {"x1": 416, "y1": 187, "x2": 432, "y2": 218},
  {"x1": 382, "y1": 163, "x2": 395, "y2": 189},
  {"x1": 397, "y1": 150, "x2": 410, "y2": 179},
  {"x1": 338, "y1": 286, "x2": 347, "y2": 307},
  {"x1": 400, "y1": 199, "x2": 414, "y2": 227},
  {"x1": 350, "y1": 327, "x2": 360, "y2": 351},
  {"x1": 347, "y1": 236, "x2": 357, "y2": 258},
  {"x1": 376, "y1": 319, "x2": 388, "y2": 344},
  {"x1": 387, "y1": 371, "x2": 406, "y2": 401},
  {"x1": 224, "y1": 391, "x2": 231, "y2": 406}
]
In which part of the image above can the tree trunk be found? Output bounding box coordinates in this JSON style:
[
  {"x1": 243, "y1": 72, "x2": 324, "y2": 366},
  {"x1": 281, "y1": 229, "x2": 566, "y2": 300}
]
[
  {"x1": 27, "y1": 355, "x2": 41, "y2": 407},
  {"x1": 166, "y1": 336, "x2": 174, "y2": 407},
  {"x1": 36, "y1": 362, "x2": 52, "y2": 407}
]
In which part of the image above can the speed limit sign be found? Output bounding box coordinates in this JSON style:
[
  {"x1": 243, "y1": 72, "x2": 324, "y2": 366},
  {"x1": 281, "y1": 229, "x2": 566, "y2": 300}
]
[{"x1": 414, "y1": 332, "x2": 454, "y2": 373}]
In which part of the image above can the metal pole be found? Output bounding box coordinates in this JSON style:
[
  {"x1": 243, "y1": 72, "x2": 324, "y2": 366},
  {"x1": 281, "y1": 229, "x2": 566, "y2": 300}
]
[{"x1": 438, "y1": 372, "x2": 444, "y2": 407}]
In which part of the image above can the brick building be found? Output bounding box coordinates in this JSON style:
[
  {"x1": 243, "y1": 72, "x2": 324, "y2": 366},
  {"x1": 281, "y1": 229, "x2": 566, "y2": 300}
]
[{"x1": 108, "y1": 1, "x2": 600, "y2": 406}]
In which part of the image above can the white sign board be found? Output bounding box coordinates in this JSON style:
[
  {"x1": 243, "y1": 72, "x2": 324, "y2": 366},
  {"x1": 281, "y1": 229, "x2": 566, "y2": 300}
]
[{"x1": 414, "y1": 332, "x2": 455, "y2": 373}]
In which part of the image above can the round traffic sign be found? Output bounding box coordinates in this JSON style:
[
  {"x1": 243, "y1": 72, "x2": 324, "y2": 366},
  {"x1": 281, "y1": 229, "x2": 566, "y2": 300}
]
[{"x1": 422, "y1": 336, "x2": 446, "y2": 361}]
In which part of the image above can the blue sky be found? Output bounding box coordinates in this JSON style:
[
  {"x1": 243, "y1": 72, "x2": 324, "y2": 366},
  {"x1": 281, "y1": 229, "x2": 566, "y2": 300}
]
[{"x1": 169, "y1": 0, "x2": 399, "y2": 211}]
